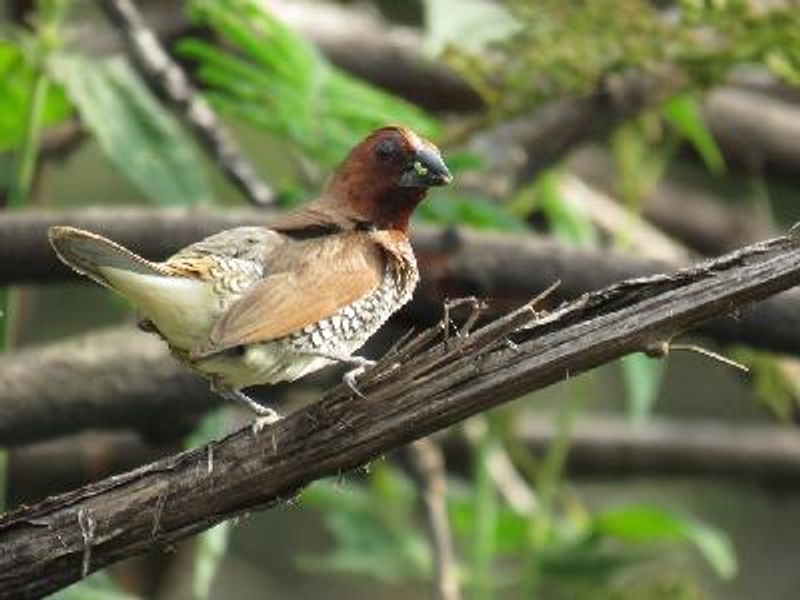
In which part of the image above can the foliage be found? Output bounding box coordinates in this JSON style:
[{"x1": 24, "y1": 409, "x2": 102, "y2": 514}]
[
  {"x1": 301, "y1": 458, "x2": 736, "y2": 597},
  {"x1": 444, "y1": 0, "x2": 800, "y2": 116},
  {"x1": 179, "y1": 0, "x2": 439, "y2": 174},
  {"x1": 0, "y1": 41, "x2": 71, "y2": 152},
  {"x1": 54, "y1": 56, "x2": 212, "y2": 206},
  {"x1": 300, "y1": 463, "x2": 431, "y2": 581},
  {"x1": 50, "y1": 572, "x2": 139, "y2": 600}
]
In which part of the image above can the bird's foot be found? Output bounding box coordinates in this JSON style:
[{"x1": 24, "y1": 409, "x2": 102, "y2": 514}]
[
  {"x1": 309, "y1": 352, "x2": 376, "y2": 397},
  {"x1": 211, "y1": 381, "x2": 282, "y2": 433},
  {"x1": 251, "y1": 407, "x2": 282, "y2": 434},
  {"x1": 343, "y1": 362, "x2": 376, "y2": 398}
]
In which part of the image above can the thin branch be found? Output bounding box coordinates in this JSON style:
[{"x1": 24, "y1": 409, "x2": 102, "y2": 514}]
[
  {"x1": 570, "y1": 146, "x2": 773, "y2": 255},
  {"x1": 507, "y1": 415, "x2": 800, "y2": 487},
  {"x1": 1, "y1": 229, "x2": 800, "y2": 598},
  {"x1": 96, "y1": 0, "x2": 275, "y2": 207},
  {"x1": 3, "y1": 208, "x2": 800, "y2": 357},
  {"x1": 407, "y1": 439, "x2": 461, "y2": 600}
]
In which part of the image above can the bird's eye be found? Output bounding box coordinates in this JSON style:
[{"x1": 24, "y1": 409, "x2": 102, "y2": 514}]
[{"x1": 375, "y1": 139, "x2": 396, "y2": 162}]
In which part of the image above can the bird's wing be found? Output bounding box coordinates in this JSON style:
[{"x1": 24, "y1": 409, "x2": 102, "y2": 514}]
[{"x1": 191, "y1": 234, "x2": 385, "y2": 358}]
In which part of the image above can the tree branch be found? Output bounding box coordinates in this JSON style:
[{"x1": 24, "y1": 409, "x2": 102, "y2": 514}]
[
  {"x1": 97, "y1": 0, "x2": 275, "y2": 207},
  {"x1": 0, "y1": 327, "x2": 219, "y2": 446},
  {"x1": 407, "y1": 439, "x2": 461, "y2": 600},
  {"x1": 1, "y1": 229, "x2": 800, "y2": 597},
  {"x1": 510, "y1": 415, "x2": 800, "y2": 487}
]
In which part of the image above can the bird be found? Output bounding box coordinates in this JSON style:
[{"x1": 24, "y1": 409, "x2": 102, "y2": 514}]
[{"x1": 49, "y1": 126, "x2": 452, "y2": 431}]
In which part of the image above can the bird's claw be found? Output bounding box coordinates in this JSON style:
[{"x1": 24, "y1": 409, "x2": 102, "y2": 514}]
[
  {"x1": 251, "y1": 408, "x2": 282, "y2": 434},
  {"x1": 343, "y1": 359, "x2": 376, "y2": 398}
]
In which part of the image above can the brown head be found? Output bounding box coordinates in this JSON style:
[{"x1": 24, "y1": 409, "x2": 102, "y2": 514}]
[{"x1": 324, "y1": 126, "x2": 452, "y2": 232}]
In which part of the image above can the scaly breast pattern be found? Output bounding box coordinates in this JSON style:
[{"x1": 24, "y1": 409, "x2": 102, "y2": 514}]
[
  {"x1": 285, "y1": 257, "x2": 418, "y2": 357},
  {"x1": 201, "y1": 254, "x2": 419, "y2": 389}
]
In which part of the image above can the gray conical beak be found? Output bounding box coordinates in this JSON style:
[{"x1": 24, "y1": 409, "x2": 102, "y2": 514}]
[{"x1": 399, "y1": 146, "x2": 452, "y2": 188}]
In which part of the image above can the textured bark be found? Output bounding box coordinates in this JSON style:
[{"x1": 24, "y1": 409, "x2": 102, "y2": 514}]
[{"x1": 1, "y1": 230, "x2": 800, "y2": 598}]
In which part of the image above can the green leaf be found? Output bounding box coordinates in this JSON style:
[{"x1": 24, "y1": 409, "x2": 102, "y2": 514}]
[
  {"x1": 541, "y1": 543, "x2": 643, "y2": 583},
  {"x1": 298, "y1": 509, "x2": 430, "y2": 582},
  {"x1": 299, "y1": 468, "x2": 431, "y2": 582},
  {"x1": 307, "y1": 464, "x2": 425, "y2": 577},
  {"x1": 180, "y1": 0, "x2": 439, "y2": 170},
  {"x1": 448, "y1": 484, "x2": 529, "y2": 555},
  {"x1": 662, "y1": 94, "x2": 725, "y2": 175},
  {"x1": 592, "y1": 504, "x2": 737, "y2": 580},
  {"x1": 423, "y1": 0, "x2": 520, "y2": 55},
  {"x1": 52, "y1": 55, "x2": 211, "y2": 205},
  {"x1": 182, "y1": 410, "x2": 231, "y2": 599},
  {"x1": 417, "y1": 193, "x2": 529, "y2": 232},
  {"x1": 51, "y1": 572, "x2": 139, "y2": 600},
  {"x1": 193, "y1": 523, "x2": 231, "y2": 600},
  {"x1": 731, "y1": 348, "x2": 796, "y2": 421},
  {"x1": 509, "y1": 170, "x2": 598, "y2": 245},
  {"x1": 536, "y1": 170, "x2": 598, "y2": 246},
  {"x1": 620, "y1": 353, "x2": 665, "y2": 424},
  {"x1": 0, "y1": 41, "x2": 71, "y2": 150}
]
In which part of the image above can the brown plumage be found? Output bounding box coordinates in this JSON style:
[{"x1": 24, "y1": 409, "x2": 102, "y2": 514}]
[{"x1": 49, "y1": 126, "x2": 451, "y2": 430}]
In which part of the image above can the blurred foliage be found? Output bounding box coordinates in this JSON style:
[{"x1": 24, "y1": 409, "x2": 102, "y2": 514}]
[
  {"x1": 300, "y1": 463, "x2": 431, "y2": 581},
  {"x1": 509, "y1": 169, "x2": 599, "y2": 246},
  {"x1": 53, "y1": 56, "x2": 212, "y2": 205},
  {"x1": 179, "y1": 0, "x2": 439, "y2": 176},
  {"x1": 0, "y1": 41, "x2": 71, "y2": 151},
  {"x1": 50, "y1": 572, "x2": 139, "y2": 600},
  {"x1": 733, "y1": 348, "x2": 798, "y2": 421},
  {"x1": 184, "y1": 410, "x2": 233, "y2": 600},
  {"x1": 621, "y1": 353, "x2": 667, "y2": 424},
  {"x1": 442, "y1": 0, "x2": 800, "y2": 116}
]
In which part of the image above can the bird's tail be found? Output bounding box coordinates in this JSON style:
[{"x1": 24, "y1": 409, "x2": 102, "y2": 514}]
[
  {"x1": 48, "y1": 226, "x2": 173, "y2": 288},
  {"x1": 49, "y1": 226, "x2": 216, "y2": 348}
]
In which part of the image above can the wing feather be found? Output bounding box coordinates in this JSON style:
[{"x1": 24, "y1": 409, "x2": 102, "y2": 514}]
[{"x1": 192, "y1": 234, "x2": 384, "y2": 358}]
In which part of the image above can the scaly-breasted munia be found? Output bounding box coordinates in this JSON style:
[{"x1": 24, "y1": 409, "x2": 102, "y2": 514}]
[{"x1": 49, "y1": 126, "x2": 452, "y2": 429}]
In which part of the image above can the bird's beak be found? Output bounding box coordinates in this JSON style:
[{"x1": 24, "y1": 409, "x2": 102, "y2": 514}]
[{"x1": 399, "y1": 146, "x2": 453, "y2": 188}]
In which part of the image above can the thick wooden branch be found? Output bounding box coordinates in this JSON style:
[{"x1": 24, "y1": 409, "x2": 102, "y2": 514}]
[
  {"x1": 3, "y1": 208, "x2": 800, "y2": 357},
  {"x1": 1, "y1": 230, "x2": 800, "y2": 598}
]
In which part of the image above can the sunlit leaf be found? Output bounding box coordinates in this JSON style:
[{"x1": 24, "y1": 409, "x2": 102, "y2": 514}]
[
  {"x1": 193, "y1": 523, "x2": 231, "y2": 600},
  {"x1": 53, "y1": 55, "x2": 211, "y2": 205},
  {"x1": 593, "y1": 504, "x2": 737, "y2": 580},
  {"x1": 50, "y1": 572, "x2": 139, "y2": 600},
  {"x1": 0, "y1": 41, "x2": 71, "y2": 150},
  {"x1": 299, "y1": 466, "x2": 430, "y2": 582},
  {"x1": 662, "y1": 94, "x2": 725, "y2": 175},
  {"x1": 417, "y1": 193, "x2": 529, "y2": 232},
  {"x1": 423, "y1": 0, "x2": 520, "y2": 55},
  {"x1": 620, "y1": 353, "x2": 666, "y2": 424},
  {"x1": 180, "y1": 0, "x2": 439, "y2": 171}
]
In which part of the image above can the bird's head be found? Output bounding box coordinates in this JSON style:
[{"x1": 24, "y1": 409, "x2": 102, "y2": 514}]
[{"x1": 326, "y1": 126, "x2": 452, "y2": 232}]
